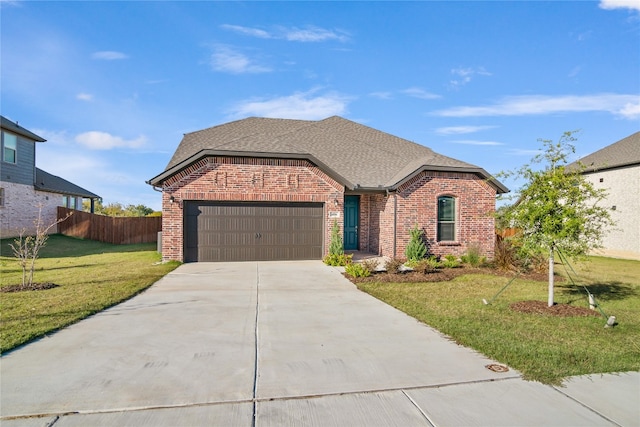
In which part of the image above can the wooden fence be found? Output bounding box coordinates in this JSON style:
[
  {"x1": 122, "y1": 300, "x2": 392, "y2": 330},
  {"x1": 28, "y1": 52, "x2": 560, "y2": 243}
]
[
  {"x1": 496, "y1": 228, "x2": 519, "y2": 239},
  {"x1": 57, "y1": 207, "x2": 162, "y2": 244}
]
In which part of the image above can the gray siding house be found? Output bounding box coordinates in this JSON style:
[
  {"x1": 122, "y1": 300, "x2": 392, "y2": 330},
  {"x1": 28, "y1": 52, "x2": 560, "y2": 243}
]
[
  {"x1": 571, "y1": 131, "x2": 640, "y2": 260},
  {"x1": 1, "y1": 115, "x2": 100, "y2": 238}
]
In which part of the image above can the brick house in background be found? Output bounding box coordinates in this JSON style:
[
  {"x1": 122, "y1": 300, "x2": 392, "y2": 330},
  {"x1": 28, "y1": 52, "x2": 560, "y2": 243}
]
[
  {"x1": 569, "y1": 131, "x2": 640, "y2": 260},
  {"x1": 0, "y1": 115, "x2": 100, "y2": 238},
  {"x1": 148, "y1": 116, "x2": 508, "y2": 262}
]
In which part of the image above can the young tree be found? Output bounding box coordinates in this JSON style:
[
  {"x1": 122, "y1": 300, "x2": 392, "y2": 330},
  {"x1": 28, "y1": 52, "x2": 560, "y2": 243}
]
[
  {"x1": 9, "y1": 205, "x2": 72, "y2": 289},
  {"x1": 497, "y1": 131, "x2": 614, "y2": 306},
  {"x1": 405, "y1": 225, "x2": 428, "y2": 261}
]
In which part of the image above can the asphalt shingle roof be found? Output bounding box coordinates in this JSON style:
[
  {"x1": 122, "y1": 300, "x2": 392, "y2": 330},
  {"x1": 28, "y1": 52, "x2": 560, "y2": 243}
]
[
  {"x1": 1, "y1": 115, "x2": 46, "y2": 142},
  {"x1": 35, "y1": 168, "x2": 100, "y2": 199},
  {"x1": 153, "y1": 116, "x2": 507, "y2": 192},
  {"x1": 570, "y1": 131, "x2": 640, "y2": 173}
]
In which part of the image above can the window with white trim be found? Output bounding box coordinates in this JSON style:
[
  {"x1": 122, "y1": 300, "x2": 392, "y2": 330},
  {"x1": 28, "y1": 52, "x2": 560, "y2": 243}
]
[
  {"x1": 2, "y1": 131, "x2": 17, "y2": 163},
  {"x1": 437, "y1": 196, "x2": 456, "y2": 241}
]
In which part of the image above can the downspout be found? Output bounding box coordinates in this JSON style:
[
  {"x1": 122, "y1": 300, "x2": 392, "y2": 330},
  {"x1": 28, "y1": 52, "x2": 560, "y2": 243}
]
[{"x1": 393, "y1": 193, "x2": 397, "y2": 258}]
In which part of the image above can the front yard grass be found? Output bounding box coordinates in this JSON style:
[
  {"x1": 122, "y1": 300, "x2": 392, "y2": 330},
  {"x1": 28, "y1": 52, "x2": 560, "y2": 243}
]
[
  {"x1": 356, "y1": 256, "x2": 640, "y2": 385},
  {"x1": 0, "y1": 234, "x2": 180, "y2": 353}
]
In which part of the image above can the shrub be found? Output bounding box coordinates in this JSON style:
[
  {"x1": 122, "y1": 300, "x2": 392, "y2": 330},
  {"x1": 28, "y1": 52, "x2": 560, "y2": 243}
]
[
  {"x1": 345, "y1": 263, "x2": 371, "y2": 278},
  {"x1": 384, "y1": 258, "x2": 405, "y2": 274},
  {"x1": 324, "y1": 220, "x2": 347, "y2": 266},
  {"x1": 413, "y1": 257, "x2": 439, "y2": 274},
  {"x1": 328, "y1": 220, "x2": 344, "y2": 256},
  {"x1": 405, "y1": 225, "x2": 428, "y2": 261},
  {"x1": 441, "y1": 254, "x2": 460, "y2": 268},
  {"x1": 323, "y1": 253, "x2": 353, "y2": 266},
  {"x1": 461, "y1": 244, "x2": 483, "y2": 267},
  {"x1": 361, "y1": 259, "x2": 379, "y2": 274}
]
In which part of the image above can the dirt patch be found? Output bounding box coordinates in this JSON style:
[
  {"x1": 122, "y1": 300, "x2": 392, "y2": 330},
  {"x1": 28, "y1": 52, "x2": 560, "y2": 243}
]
[
  {"x1": 1, "y1": 283, "x2": 60, "y2": 293},
  {"x1": 509, "y1": 300, "x2": 600, "y2": 317}
]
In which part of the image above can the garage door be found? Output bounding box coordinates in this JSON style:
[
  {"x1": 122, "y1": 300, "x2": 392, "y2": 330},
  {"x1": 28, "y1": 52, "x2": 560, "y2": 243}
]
[{"x1": 184, "y1": 201, "x2": 324, "y2": 262}]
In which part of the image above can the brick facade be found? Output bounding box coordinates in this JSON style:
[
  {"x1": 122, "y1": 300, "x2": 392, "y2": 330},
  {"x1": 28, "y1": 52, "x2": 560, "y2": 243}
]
[
  {"x1": 0, "y1": 181, "x2": 62, "y2": 238},
  {"x1": 160, "y1": 157, "x2": 344, "y2": 261},
  {"x1": 161, "y1": 158, "x2": 498, "y2": 262}
]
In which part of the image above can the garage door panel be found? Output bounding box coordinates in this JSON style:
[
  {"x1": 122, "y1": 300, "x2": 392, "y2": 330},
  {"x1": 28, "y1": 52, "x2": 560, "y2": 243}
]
[{"x1": 184, "y1": 202, "x2": 323, "y2": 262}]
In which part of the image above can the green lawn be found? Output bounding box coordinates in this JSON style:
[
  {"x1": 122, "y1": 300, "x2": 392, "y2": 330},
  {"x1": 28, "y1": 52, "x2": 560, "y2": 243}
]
[
  {"x1": 356, "y1": 256, "x2": 640, "y2": 385},
  {"x1": 0, "y1": 234, "x2": 180, "y2": 353}
]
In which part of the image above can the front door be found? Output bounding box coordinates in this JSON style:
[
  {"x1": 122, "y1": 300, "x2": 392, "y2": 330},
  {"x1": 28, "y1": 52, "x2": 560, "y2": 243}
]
[{"x1": 344, "y1": 196, "x2": 359, "y2": 250}]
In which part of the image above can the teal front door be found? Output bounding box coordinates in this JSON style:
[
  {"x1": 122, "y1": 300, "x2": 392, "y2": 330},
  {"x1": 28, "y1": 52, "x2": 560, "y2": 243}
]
[{"x1": 344, "y1": 196, "x2": 359, "y2": 250}]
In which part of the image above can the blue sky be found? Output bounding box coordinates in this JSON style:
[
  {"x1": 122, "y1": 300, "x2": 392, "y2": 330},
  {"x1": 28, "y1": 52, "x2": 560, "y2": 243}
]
[{"x1": 2, "y1": 1, "x2": 639, "y2": 210}]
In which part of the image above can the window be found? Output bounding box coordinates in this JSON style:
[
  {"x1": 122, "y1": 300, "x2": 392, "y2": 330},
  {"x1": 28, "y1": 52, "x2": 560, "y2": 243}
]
[
  {"x1": 0, "y1": 187, "x2": 4, "y2": 207},
  {"x1": 69, "y1": 197, "x2": 76, "y2": 210},
  {"x1": 2, "y1": 131, "x2": 17, "y2": 163},
  {"x1": 437, "y1": 196, "x2": 456, "y2": 241},
  {"x1": 62, "y1": 196, "x2": 68, "y2": 208}
]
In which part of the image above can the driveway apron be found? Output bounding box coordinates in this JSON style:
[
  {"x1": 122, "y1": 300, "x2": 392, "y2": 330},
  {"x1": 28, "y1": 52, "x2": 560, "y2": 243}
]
[{"x1": 1, "y1": 261, "x2": 632, "y2": 426}]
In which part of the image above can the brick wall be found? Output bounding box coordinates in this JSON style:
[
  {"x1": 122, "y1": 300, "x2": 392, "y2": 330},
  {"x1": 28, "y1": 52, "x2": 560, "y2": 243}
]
[
  {"x1": 160, "y1": 160, "x2": 498, "y2": 262},
  {"x1": 161, "y1": 157, "x2": 344, "y2": 261},
  {"x1": 0, "y1": 181, "x2": 61, "y2": 238},
  {"x1": 394, "y1": 171, "x2": 497, "y2": 259}
]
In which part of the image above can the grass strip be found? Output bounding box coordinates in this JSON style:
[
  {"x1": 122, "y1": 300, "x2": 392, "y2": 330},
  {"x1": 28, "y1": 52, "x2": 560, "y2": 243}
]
[
  {"x1": 356, "y1": 256, "x2": 640, "y2": 385},
  {"x1": 1, "y1": 235, "x2": 180, "y2": 353}
]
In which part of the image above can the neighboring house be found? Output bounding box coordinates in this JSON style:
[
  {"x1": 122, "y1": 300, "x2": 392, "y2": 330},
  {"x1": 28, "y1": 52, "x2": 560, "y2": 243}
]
[
  {"x1": 148, "y1": 116, "x2": 508, "y2": 262},
  {"x1": 569, "y1": 131, "x2": 640, "y2": 260},
  {"x1": 0, "y1": 115, "x2": 100, "y2": 238}
]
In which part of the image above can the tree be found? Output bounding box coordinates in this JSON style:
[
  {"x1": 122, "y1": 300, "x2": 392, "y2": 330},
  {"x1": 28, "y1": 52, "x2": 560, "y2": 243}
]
[
  {"x1": 497, "y1": 131, "x2": 614, "y2": 306},
  {"x1": 328, "y1": 220, "x2": 344, "y2": 256},
  {"x1": 83, "y1": 200, "x2": 157, "y2": 217},
  {"x1": 405, "y1": 225, "x2": 428, "y2": 261},
  {"x1": 9, "y1": 205, "x2": 72, "y2": 289}
]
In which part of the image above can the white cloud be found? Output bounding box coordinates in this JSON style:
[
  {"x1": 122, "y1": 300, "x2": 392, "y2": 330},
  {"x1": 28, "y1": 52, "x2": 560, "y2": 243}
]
[
  {"x1": 76, "y1": 93, "x2": 93, "y2": 101},
  {"x1": 450, "y1": 66, "x2": 492, "y2": 88},
  {"x1": 228, "y1": 89, "x2": 350, "y2": 120},
  {"x1": 402, "y1": 87, "x2": 441, "y2": 100},
  {"x1": 369, "y1": 91, "x2": 393, "y2": 100},
  {"x1": 283, "y1": 26, "x2": 349, "y2": 42},
  {"x1": 91, "y1": 51, "x2": 129, "y2": 60},
  {"x1": 220, "y1": 24, "x2": 272, "y2": 39},
  {"x1": 599, "y1": 0, "x2": 640, "y2": 11},
  {"x1": 433, "y1": 93, "x2": 640, "y2": 120},
  {"x1": 221, "y1": 23, "x2": 349, "y2": 42},
  {"x1": 435, "y1": 125, "x2": 497, "y2": 135},
  {"x1": 450, "y1": 140, "x2": 504, "y2": 146},
  {"x1": 75, "y1": 131, "x2": 147, "y2": 150},
  {"x1": 209, "y1": 45, "x2": 271, "y2": 74}
]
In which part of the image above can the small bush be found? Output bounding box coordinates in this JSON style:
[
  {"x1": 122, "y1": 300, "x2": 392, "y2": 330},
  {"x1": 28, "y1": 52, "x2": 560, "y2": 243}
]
[
  {"x1": 413, "y1": 258, "x2": 439, "y2": 274},
  {"x1": 384, "y1": 258, "x2": 405, "y2": 274},
  {"x1": 361, "y1": 259, "x2": 379, "y2": 273},
  {"x1": 494, "y1": 237, "x2": 517, "y2": 271},
  {"x1": 441, "y1": 254, "x2": 460, "y2": 268},
  {"x1": 323, "y1": 253, "x2": 353, "y2": 266},
  {"x1": 345, "y1": 263, "x2": 371, "y2": 278},
  {"x1": 461, "y1": 245, "x2": 483, "y2": 267},
  {"x1": 405, "y1": 225, "x2": 428, "y2": 261}
]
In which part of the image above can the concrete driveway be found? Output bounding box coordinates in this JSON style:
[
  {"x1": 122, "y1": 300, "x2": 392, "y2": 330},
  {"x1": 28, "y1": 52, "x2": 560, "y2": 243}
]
[{"x1": 1, "y1": 261, "x2": 637, "y2": 426}]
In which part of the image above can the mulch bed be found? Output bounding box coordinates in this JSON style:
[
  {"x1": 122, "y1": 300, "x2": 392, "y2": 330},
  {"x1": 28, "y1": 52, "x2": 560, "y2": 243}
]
[
  {"x1": 346, "y1": 267, "x2": 597, "y2": 318},
  {"x1": 1, "y1": 283, "x2": 59, "y2": 293},
  {"x1": 346, "y1": 266, "x2": 553, "y2": 284},
  {"x1": 510, "y1": 300, "x2": 600, "y2": 317}
]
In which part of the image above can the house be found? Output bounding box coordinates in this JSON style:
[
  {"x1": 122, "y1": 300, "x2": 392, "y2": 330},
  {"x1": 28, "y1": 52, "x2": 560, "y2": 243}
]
[
  {"x1": 570, "y1": 131, "x2": 640, "y2": 260},
  {"x1": 148, "y1": 116, "x2": 508, "y2": 262},
  {"x1": 0, "y1": 115, "x2": 100, "y2": 238}
]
